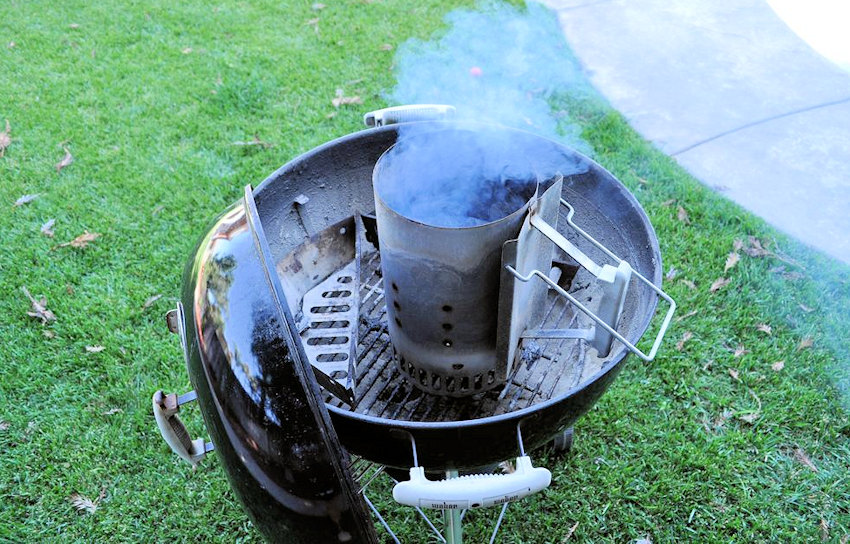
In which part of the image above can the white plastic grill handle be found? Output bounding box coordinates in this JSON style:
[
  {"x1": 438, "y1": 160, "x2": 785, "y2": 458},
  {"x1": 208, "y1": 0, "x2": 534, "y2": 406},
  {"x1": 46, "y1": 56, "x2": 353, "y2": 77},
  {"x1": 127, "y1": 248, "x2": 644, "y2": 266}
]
[{"x1": 392, "y1": 456, "x2": 551, "y2": 510}]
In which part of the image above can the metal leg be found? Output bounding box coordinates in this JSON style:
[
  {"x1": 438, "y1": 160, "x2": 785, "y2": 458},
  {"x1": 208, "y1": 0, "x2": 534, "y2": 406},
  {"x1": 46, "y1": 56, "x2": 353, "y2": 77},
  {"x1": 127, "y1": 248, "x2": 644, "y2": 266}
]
[{"x1": 444, "y1": 470, "x2": 462, "y2": 544}]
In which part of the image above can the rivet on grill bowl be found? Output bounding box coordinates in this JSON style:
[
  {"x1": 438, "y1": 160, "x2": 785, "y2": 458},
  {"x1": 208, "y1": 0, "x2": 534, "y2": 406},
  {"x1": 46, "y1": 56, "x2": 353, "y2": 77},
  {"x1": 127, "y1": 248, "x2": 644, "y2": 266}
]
[
  {"x1": 392, "y1": 282, "x2": 399, "y2": 291},
  {"x1": 395, "y1": 317, "x2": 403, "y2": 328},
  {"x1": 393, "y1": 301, "x2": 401, "y2": 310},
  {"x1": 443, "y1": 339, "x2": 453, "y2": 348},
  {"x1": 451, "y1": 363, "x2": 464, "y2": 371},
  {"x1": 442, "y1": 304, "x2": 452, "y2": 312},
  {"x1": 442, "y1": 323, "x2": 452, "y2": 331}
]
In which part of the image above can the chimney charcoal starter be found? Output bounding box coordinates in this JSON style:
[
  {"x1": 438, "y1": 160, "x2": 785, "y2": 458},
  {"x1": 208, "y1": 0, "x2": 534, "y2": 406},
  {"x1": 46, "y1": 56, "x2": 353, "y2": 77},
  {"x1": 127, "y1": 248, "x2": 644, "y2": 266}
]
[
  {"x1": 152, "y1": 110, "x2": 676, "y2": 544},
  {"x1": 373, "y1": 129, "x2": 544, "y2": 396}
]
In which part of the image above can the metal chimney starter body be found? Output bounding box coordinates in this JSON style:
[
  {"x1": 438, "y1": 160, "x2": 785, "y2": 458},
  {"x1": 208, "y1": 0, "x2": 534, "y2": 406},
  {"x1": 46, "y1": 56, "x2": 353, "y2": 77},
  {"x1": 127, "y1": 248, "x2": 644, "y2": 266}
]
[{"x1": 373, "y1": 131, "x2": 537, "y2": 396}]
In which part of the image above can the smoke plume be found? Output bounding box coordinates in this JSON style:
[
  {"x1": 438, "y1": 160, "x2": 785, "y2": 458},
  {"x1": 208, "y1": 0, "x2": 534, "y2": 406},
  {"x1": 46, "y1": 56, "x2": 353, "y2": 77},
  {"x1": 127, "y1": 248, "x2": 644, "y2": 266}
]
[{"x1": 377, "y1": 1, "x2": 591, "y2": 227}]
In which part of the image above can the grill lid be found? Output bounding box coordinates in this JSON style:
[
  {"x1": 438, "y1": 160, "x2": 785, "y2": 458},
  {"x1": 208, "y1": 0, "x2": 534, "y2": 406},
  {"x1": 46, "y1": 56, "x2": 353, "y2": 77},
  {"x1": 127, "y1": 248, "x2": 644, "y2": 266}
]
[{"x1": 182, "y1": 184, "x2": 378, "y2": 543}]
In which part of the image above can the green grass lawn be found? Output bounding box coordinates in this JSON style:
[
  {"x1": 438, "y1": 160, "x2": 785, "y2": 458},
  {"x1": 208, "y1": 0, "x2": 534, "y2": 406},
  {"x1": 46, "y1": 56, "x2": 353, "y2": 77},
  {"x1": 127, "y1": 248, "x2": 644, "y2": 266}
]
[{"x1": 2, "y1": 0, "x2": 849, "y2": 542}]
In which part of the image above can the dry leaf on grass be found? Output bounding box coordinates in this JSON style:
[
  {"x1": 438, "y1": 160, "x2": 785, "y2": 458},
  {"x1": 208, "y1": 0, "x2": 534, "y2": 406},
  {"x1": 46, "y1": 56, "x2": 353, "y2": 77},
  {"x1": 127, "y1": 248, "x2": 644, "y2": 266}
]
[
  {"x1": 665, "y1": 266, "x2": 678, "y2": 280},
  {"x1": 43, "y1": 330, "x2": 56, "y2": 339},
  {"x1": 331, "y1": 89, "x2": 363, "y2": 108},
  {"x1": 840, "y1": 533, "x2": 849, "y2": 544},
  {"x1": 69, "y1": 492, "x2": 98, "y2": 515},
  {"x1": 102, "y1": 408, "x2": 123, "y2": 416},
  {"x1": 634, "y1": 535, "x2": 653, "y2": 544},
  {"x1": 793, "y1": 447, "x2": 818, "y2": 472},
  {"x1": 379, "y1": 43, "x2": 393, "y2": 51},
  {"x1": 710, "y1": 277, "x2": 730, "y2": 293},
  {"x1": 771, "y1": 360, "x2": 785, "y2": 372},
  {"x1": 306, "y1": 17, "x2": 320, "y2": 34},
  {"x1": 231, "y1": 135, "x2": 274, "y2": 148},
  {"x1": 562, "y1": 521, "x2": 579, "y2": 542},
  {"x1": 724, "y1": 252, "x2": 740, "y2": 272},
  {"x1": 660, "y1": 199, "x2": 675, "y2": 207},
  {"x1": 676, "y1": 331, "x2": 693, "y2": 351},
  {"x1": 798, "y1": 337, "x2": 814, "y2": 351},
  {"x1": 14, "y1": 194, "x2": 39, "y2": 207},
  {"x1": 41, "y1": 219, "x2": 56, "y2": 237},
  {"x1": 820, "y1": 519, "x2": 829, "y2": 542},
  {"x1": 676, "y1": 309, "x2": 698, "y2": 322},
  {"x1": 55, "y1": 147, "x2": 73, "y2": 172},
  {"x1": 744, "y1": 236, "x2": 771, "y2": 257},
  {"x1": 733, "y1": 345, "x2": 748, "y2": 358},
  {"x1": 142, "y1": 294, "x2": 162, "y2": 310},
  {"x1": 22, "y1": 286, "x2": 56, "y2": 324},
  {"x1": 0, "y1": 421, "x2": 9, "y2": 431},
  {"x1": 738, "y1": 412, "x2": 759, "y2": 424},
  {"x1": 679, "y1": 279, "x2": 696, "y2": 290},
  {"x1": 181, "y1": 47, "x2": 193, "y2": 54},
  {"x1": 728, "y1": 368, "x2": 740, "y2": 381},
  {"x1": 733, "y1": 238, "x2": 743, "y2": 251},
  {"x1": 676, "y1": 206, "x2": 690, "y2": 224},
  {"x1": 311, "y1": 2, "x2": 326, "y2": 9},
  {"x1": 54, "y1": 230, "x2": 100, "y2": 249},
  {"x1": 85, "y1": 345, "x2": 105, "y2": 353},
  {"x1": 756, "y1": 323, "x2": 772, "y2": 335},
  {"x1": 799, "y1": 304, "x2": 815, "y2": 313},
  {"x1": 0, "y1": 120, "x2": 11, "y2": 157}
]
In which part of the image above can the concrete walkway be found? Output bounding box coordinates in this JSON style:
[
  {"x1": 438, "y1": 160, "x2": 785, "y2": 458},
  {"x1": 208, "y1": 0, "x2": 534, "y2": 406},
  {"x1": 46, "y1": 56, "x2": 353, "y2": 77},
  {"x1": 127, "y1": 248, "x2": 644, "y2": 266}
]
[{"x1": 541, "y1": 0, "x2": 850, "y2": 264}]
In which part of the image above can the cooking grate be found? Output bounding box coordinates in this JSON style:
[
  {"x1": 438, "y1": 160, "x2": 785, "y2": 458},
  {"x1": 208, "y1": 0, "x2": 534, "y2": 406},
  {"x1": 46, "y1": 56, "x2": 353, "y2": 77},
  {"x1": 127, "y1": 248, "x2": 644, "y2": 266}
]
[{"x1": 315, "y1": 244, "x2": 612, "y2": 422}]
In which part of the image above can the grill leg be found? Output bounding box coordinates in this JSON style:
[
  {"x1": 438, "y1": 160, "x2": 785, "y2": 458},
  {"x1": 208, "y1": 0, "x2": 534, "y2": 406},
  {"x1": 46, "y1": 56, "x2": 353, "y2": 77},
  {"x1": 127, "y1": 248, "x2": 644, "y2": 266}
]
[{"x1": 444, "y1": 471, "x2": 463, "y2": 544}]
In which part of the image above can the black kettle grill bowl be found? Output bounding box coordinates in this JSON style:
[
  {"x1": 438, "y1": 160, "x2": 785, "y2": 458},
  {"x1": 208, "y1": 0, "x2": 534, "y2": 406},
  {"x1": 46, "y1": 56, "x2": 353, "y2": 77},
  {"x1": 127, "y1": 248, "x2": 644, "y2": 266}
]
[{"x1": 178, "y1": 121, "x2": 661, "y2": 542}]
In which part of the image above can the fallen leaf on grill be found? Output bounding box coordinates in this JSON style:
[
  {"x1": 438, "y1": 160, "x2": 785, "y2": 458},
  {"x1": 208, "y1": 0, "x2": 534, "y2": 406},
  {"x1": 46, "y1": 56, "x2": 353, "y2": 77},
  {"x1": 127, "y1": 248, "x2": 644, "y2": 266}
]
[
  {"x1": 665, "y1": 266, "x2": 678, "y2": 280},
  {"x1": 797, "y1": 336, "x2": 814, "y2": 351},
  {"x1": 799, "y1": 304, "x2": 815, "y2": 313},
  {"x1": 733, "y1": 345, "x2": 748, "y2": 358},
  {"x1": 499, "y1": 460, "x2": 515, "y2": 474},
  {"x1": 710, "y1": 277, "x2": 730, "y2": 293},
  {"x1": 675, "y1": 331, "x2": 693, "y2": 351},
  {"x1": 771, "y1": 360, "x2": 785, "y2": 372},
  {"x1": 756, "y1": 323, "x2": 772, "y2": 335},
  {"x1": 733, "y1": 238, "x2": 743, "y2": 251},
  {"x1": 142, "y1": 294, "x2": 162, "y2": 310},
  {"x1": 820, "y1": 518, "x2": 829, "y2": 542},
  {"x1": 675, "y1": 309, "x2": 698, "y2": 322},
  {"x1": 41, "y1": 218, "x2": 56, "y2": 237},
  {"x1": 744, "y1": 236, "x2": 771, "y2": 257},
  {"x1": 679, "y1": 279, "x2": 696, "y2": 290},
  {"x1": 14, "y1": 193, "x2": 39, "y2": 207},
  {"x1": 379, "y1": 43, "x2": 393, "y2": 51},
  {"x1": 676, "y1": 206, "x2": 690, "y2": 224},
  {"x1": 85, "y1": 345, "x2": 105, "y2": 353},
  {"x1": 561, "y1": 521, "x2": 579, "y2": 542},
  {"x1": 55, "y1": 147, "x2": 73, "y2": 172},
  {"x1": 69, "y1": 492, "x2": 98, "y2": 515},
  {"x1": 724, "y1": 252, "x2": 740, "y2": 272},
  {"x1": 728, "y1": 368, "x2": 740, "y2": 381},
  {"x1": 0, "y1": 119, "x2": 11, "y2": 157},
  {"x1": 22, "y1": 286, "x2": 56, "y2": 324},
  {"x1": 793, "y1": 447, "x2": 818, "y2": 472},
  {"x1": 54, "y1": 230, "x2": 100, "y2": 249}
]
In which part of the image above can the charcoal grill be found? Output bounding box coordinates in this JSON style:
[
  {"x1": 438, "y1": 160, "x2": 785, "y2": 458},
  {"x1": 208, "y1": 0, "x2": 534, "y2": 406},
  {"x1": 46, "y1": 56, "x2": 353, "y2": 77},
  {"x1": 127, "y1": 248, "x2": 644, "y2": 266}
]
[{"x1": 152, "y1": 106, "x2": 675, "y2": 543}]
